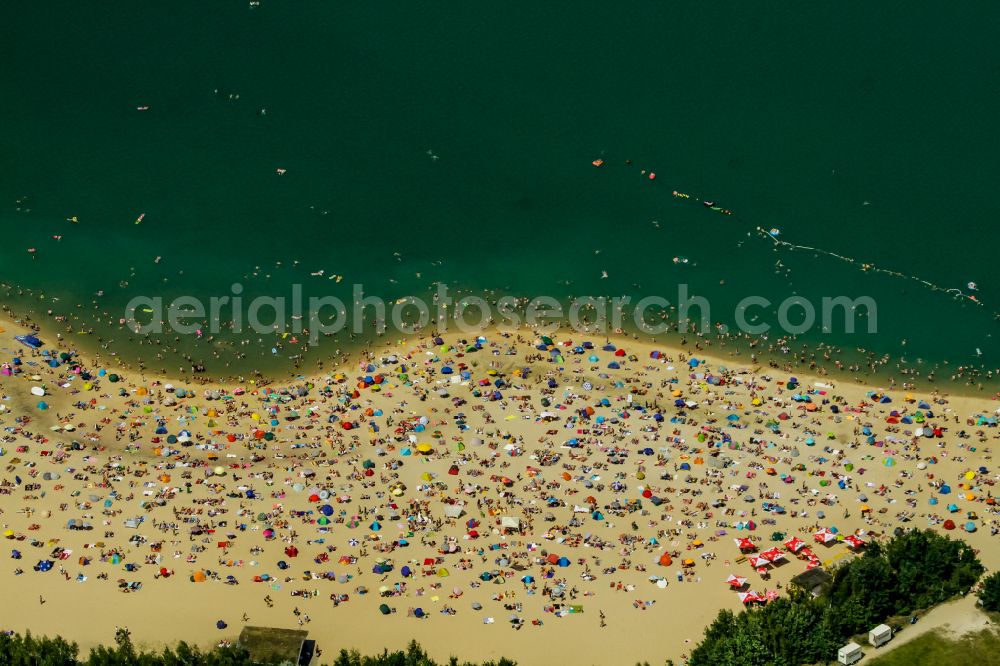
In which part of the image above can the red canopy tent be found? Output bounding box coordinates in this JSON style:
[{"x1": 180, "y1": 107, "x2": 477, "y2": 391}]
[
  {"x1": 760, "y1": 547, "x2": 785, "y2": 562},
  {"x1": 784, "y1": 536, "x2": 806, "y2": 552},
  {"x1": 725, "y1": 574, "x2": 747, "y2": 588},
  {"x1": 813, "y1": 528, "x2": 837, "y2": 544},
  {"x1": 734, "y1": 537, "x2": 757, "y2": 552},
  {"x1": 844, "y1": 534, "x2": 865, "y2": 549}
]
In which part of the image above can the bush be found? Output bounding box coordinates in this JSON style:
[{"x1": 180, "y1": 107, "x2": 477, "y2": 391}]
[{"x1": 978, "y1": 571, "x2": 1000, "y2": 612}]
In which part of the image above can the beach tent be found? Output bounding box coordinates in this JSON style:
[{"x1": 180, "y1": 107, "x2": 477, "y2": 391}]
[
  {"x1": 443, "y1": 504, "x2": 465, "y2": 519},
  {"x1": 500, "y1": 517, "x2": 521, "y2": 531}
]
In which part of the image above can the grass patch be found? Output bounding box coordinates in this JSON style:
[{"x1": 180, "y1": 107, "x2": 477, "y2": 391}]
[{"x1": 866, "y1": 627, "x2": 1000, "y2": 666}]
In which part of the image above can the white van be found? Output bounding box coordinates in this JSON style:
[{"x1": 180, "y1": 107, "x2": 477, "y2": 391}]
[
  {"x1": 838, "y1": 642, "x2": 863, "y2": 665},
  {"x1": 869, "y1": 623, "x2": 893, "y2": 648}
]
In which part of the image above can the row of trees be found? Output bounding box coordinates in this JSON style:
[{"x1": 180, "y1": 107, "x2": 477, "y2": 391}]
[
  {"x1": 0, "y1": 631, "x2": 516, "y2": 666},
  {"x1": 328, "y1": 642, "x2": 516, "y2": 666},
  {"x1": 0, "y1": 629, "x2": 257, "y2": 666},
  {"x1": 689, "y1": 529, "x2": 985, "y2": 666}
]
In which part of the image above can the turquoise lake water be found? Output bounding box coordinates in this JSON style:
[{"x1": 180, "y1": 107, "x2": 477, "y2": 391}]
[{"x1": 1, "y1": 2, "x2": 997, "y2": 382}]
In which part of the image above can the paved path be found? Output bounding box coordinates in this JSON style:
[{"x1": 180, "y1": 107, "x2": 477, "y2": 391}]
[{"x1": 858, "y1": 594, "x2": 991, "y2": 663}]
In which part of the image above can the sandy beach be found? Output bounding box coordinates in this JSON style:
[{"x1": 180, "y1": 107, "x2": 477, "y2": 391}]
[{"x1": 1, "y1": 311, "x2": 998, "y2": 666}]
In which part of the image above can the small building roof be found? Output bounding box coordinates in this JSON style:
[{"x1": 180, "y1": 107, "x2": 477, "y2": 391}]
[
  {"x1": 789, "y1": 567, "x2": 833, "y2": 596},
  {"x1": 238, "y1": 626, "x2": 309, "y2": 664}
]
